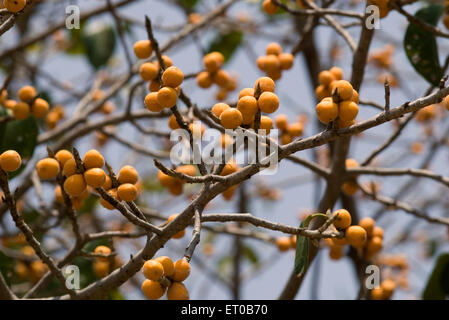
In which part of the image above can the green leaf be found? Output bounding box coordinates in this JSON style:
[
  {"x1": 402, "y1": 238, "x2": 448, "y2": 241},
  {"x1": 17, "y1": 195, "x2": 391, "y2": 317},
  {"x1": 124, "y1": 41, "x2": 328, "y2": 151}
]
[
  {"x1": 242, "y1": 244, "x2": 259, "y2": 265},
  {"x1": 422, "y1": 253, "x2": 449, "y2": 299},
  {"x1": 0, "y1": 116, "x2": 38, "y2": 179},
  {"x1": 179, "y1": 0, "x2": 200, "y2": 9},
  {"x1": 294, "y1": 213, "x2": 328, "y2": 277},
  {"x1": 207, "y1": 30, "x2": 243, "y2": 62},
  {"x1": 66, "y1": 21, "x2": 86, "y2": 55},
  {"x1": 82, "y1": 22, "x2": 116, "y2": 69},
  {"x1": 404, "y1": 4, "x2": 444, "y2": 86}
]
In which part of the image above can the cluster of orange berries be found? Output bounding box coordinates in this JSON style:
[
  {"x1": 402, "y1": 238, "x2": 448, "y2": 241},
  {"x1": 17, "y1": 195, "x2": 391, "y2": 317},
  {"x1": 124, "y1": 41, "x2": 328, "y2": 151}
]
[
  {"x1": 144, "y1": 65, "x2": 184, "y2": 111},
  {"x1": 275, "y1": 114, "x2": 306, "y2": 145},
  {"x1": 315, "y1": 69, "x2": 359, "y2": 128},
  {"x1": 212, "y1": 77, "x2": 277, "y2": 132},
  {"x1": 157, "y1": 164, "x2": 197, "y2": 196},
  {"x1": 45, "y1": 105, "x2": 65, "y2": 129},
  {"x1": 276, "y1": 235, "x2": 297, "y2": 252},
  {"x1": 0, "y1": 150, "x2": 22, "y2": 172},
  {"x1": 2, "y1": 0, "x2": 26, "y2": 13},
  {"x1": 327, "y1": 210, "x2": 384, "y2": 261},
  {"x1": 99, "y1": 165, "x2": 140, "y2": 209},
  {"x1": 141, "y1": 256, "x2": 190, "y2": 300},
  {"x1": 367, "y1": 0, "x2": 390, "y2": 19},
  {"x1": 14, "y1": 245, "x2": 49, "y2": 283},
  {"x1": 0, "y1": 86, "x2": 49, "y2": 120},
  {"x1": 92, "y1": 245, "x2": 121, "y2": 278},
  {"x1": 256, "y1": 43, "x2": 294, "y2": 81},
  {"x1": 196, "y1": 52, "x2": 237, "y2": 101}
]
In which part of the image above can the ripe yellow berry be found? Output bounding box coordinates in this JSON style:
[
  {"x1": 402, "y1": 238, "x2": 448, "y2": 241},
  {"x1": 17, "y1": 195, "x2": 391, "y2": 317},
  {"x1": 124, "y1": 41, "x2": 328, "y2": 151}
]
[
  {"x1": 142, "y1": 260, "x2": 164, "y2": 281},
  {"x1": 139, "y1": 62, "x2": 158, "y2": 81},
  {"x1": 203, "y1": 52, "x2": 224, "y2": 73},
  {"x1": 332, "y1": 80, "x2": 354, "y2": 101},
  {"x1": 266, "y1": 42, "x2": 282, "y2": 56},
  {"x1": 93, "y1": 260, "x2": 109, "y2": 278},
  {"x1": 366, "y1": 236, "x2": 383, "y2": 258},
  {"x1": 168, "y1": 214, "x2": 186, "y2": 239},
  {"x1": 332, "y1": 209, "x2": 352, "y2": 230},
  {"x1": 144, "y1": 92, "x2": 163, "y2": 112},
  {"x1": 359, "y1": 217, "x2": 375, "y2": 237},
  {"x1": 316, "y1": 98, "x2": 338, "y2": 124},
  {"x1": 259, "y1": 115, "x2": 273, "y2": 134},
  {"x1": 370, "y1": 287, "x2": 384, "y2": 300},
  {"x1": 63, "y1": 158, "x2": 77, "y2": 177},
  {"x1": 372, "y1": 226, "x2": 384, "y2": 239},
  {"x1": 154, "y1": 256, "x2": 174, "y2": 277},
  {"x1": 262, "y1": 0, "x2": 277, "y2": 15},
  {"x1": 368, "y1": 0, "x2": 389, "y2": 18},
  {"x1": 31, "y1": 98, "x2": 49, "y2": 118},
  {"x1": 0, "y1": 150, "x2": 22, "y2": 172},
  {"x1": 103, "y1": 175, "x2": 112, "y2": 190},
  {"x1": 315, "y1": 85, "x2": 331, "y2": 101},
  {"x1": 18, "y1": 86, "x2": 36, "y2": 102},
  {"x1": 133, "y1": 40, "x2": 152, "y2": 59},
  {"x1": 167, "y1": 282, "x2": 189, "y2": 300},
  {"x1": 158, "y1": 170, "x2": 177, "y2": 188},
  {"x1": 262, "y1": 55, "x2": 281, "y2": 73},
  {"x1": 196, "y1": 71, "x2": 213, "y2": 88},
  {"x1": 54, "y1": 186, "x2": 64, "y2": 204},
  {"x1": 55, "y1": 150, "x2": 73, "y2": 168},
  {"x1": 83, "y1": 149, "x2": 104, "y2": 169},
  {"x1": 380, "y1": 279, "x2": 396, "y2": 299},
  {"x1": 238, "y1": 88, "x2": 255, "y2": 99},
  {"x1": 141, "y1": 279, "x2": 165, "y2": 300},
  {"x1": 338, "y1": 118, "x2": 355, "y2": 129},
  {"x1": 63, "y1": 174, "x2": 87, "y2": 197},
  {"x1": 4, "y1": 99, "x2": 16, "y2": 110},
  {"x1": 118, "y1": 165, "x2": 139, "y2": 185},
  {"x1": 258, "y1": 92, "x2": 279, "y2": 114},
  {"x1": 276, "y1": 237, "x2": 291, "y2": 252},
  {"x1": 212, "y1": 103, "x2": 231, "y2": 118},
  {"x1": 213, "y1": 69, "x2": 231, "y2": 88},
  {"x1": 172, "y1": 258, "x2": 191, "y2": 282},
  {"x1": 254, "y1": 77, "x2": 275, "y2": 94},
  {"x1": 4, "y1": 0, "x2": 26, "y2": 13},
  {"x1": 275, "y1": 114, "x2": 288, "y2": 131},
  {"x1": 345, "y1": 225, "x2": 367, "y2": 248},
  {"x1": 237, "y1": 96, "x2": 258, "y2": 121},
  {"x1": 332, "y1": 237, "x2": 348, "y2": 246},
  {"x1": 329, "y1": 244, "x2": 344, "y2": 260},
  {"x1": 220, "y1": 160, "x2": 238, "y2": 176},
  {"x1": 175, "y1": 164, "x2": 196, "y2": 177},
  {"x1": 168, "y1": 184, "x2": 183, "y2": 196},
  {"x1": 339, "y1": 101, "x2": 359, "y2": 122},
  {"x1": 351, "y1": 89, "x2": 359, "y2": 104},
  {"x1": 100, "y1": 188, "x2": 118, "y2": 210},
  {"x1": 168, "y1": 114, "x2": 181, "y2": 130},
  {"x1": 319, "y1": 71, "x2": 336, "y2": 86},
  {"x1": 157, "y1": 87, "x2": 178, "y2": 108},
  {"x1": 279, "y1": 53, "x2": 294, "y2": 70},
  {"x1": 162, "y1": 66, "x2": 184, "y2": 88},
  {"x1": 220, "y1": 108, "x2": 243, "y2": 129},
  {"x1": 117, "y1": 183, "x2": 138, "y2": 202},
  {"x1": 149, "y1": 80, "x2": 161, "y2": 92},
  {"x1": 13, "y1": 102, "x2": 30, "y2": 120},
  {"x1": 36, "y1": 158, "x2": 60, "y2": 180},
  {"x1": 84, "y1": 168, "x2": 106, "y2": 188},
  {"x1": 94, "y1": 245, "x2": 111, "y2": 261},
  {"x1": 287, "y1": 122, "x2": 303, "y2": 137},
  {"x1": 329, "y1": 66, "x2": 343, "y2": 80}
]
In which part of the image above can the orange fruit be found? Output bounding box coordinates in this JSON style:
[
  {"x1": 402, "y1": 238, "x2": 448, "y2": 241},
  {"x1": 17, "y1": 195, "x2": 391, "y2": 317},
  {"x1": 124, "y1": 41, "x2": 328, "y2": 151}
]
[
  {"x1": 63, "y1": 158, "x2": 77, "y2": 177},
  {"x1": 36, "y1": 158, "x2": 60, "y2": 180},
  {"x1": 141, "y1": 279, "x2": 165, "y2": 300},
  {"x1": 316, "y1": 98, "x2": 338, "y2": 123},
  {"x1": 13, "y1": 102, "x2": 30, "y2": 120},
  {"x1": 220, "y1": 108, "x2": 243, "y2": 129},
  {"x1": 254, "y1": 77, "x2": 275, "y2": 94},
  {"x1": 262, "y1": 0, "x2": 277, "y2": 15},
  {"x1": 319, "y1": 71, "x2": 336, "y2": 86},
  {"x1": 144, "y1": 92, "x2": 164, "y2": 112},
  {"x1": 211, "y1": 103, "x2": 230, "y2": 118},
  {"x1": 279, "y1": 53, "x2": 294, "y2": 70},
  {"x1": 142, "y1": 260, "x2": 164, "y2": 281},
  {"x1": 55, "y1": 150, "x2": 73, "y2": 168},
  {"x1": 276, "y1": 237, "x2": 291, "y2": 252},
  {"x1": 172, "y1": 259, "x2": 191, "y2": 282},
  {"x1": 139, "y1": 62, "x2": 158, "y2": 81},
  {"x1": 332, "y1": 209, "x2": 351, "y2": 230},
  {"x1": 83, "y1": 149, "x2": 104, "y2": 169},
  {"x1": 203, "y1": 52, "x2": 224, "y2": 73},
  {"x1": 31, "y1": 98, "x2": 49, "y2": 118},
  {"x1": 154, "y1": 256, "x2": 174, "y2": 277},
  {"x1": 275, "y1": 114, "x2": 288, "y2": 131},
  {"x1": 162, "y1": 66, "x2": 184, "y2": 88},
  {"x1": 117, "y1": 165, "x2": 139, "y2": 185},
  {"x1": 359, "y1": 217, "x2": 375, "y2": 237},
  {"x1": 18, "y1": 85, "x2": 37, "y2": 102},
  {"x1": 63, "y1": 174, "x2": 87, "y2": 197},
  {"x1": 258, "y1": 91, "x2": 279, "y2": 114},
  {"x1": 117, "y1": 183, "x2": 138, "y2": 202},
  {"x1": 84, "y1": 168, "x2": 106, "y2": 188},
  {"x1": 331, "y1": 80, "x2": 354, "y2": 101},
  {"x1": 167, "y1": 282, "x2": 189, "y2": 300},
  {"x1": 213, "y1": 69, "x2": 231, "y2": 88},
  {"x1": 345, "y1": 225, "x2": 367, "y2": 248},
  {"x1": 133, "y1": 40, "x2": 152, "y2": 59},
  {"x1": 339, "y1": 101, "x2": 359, "y2": 122},
  {"x1": 4, "y1": 0, "x2": 26, "y2": 13},
  {"x1": 329, "y1": 66, "x2": 343, "y2": 80},
  {"x1": 0, "y1": 150, "x2": 22, "y2": 172},
  {"x1": 197, "y1": 71, "x2": 213, "y2": 88},
  {"x1": 157, "y1": 87, "x2": 178, "y2": 108}
]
